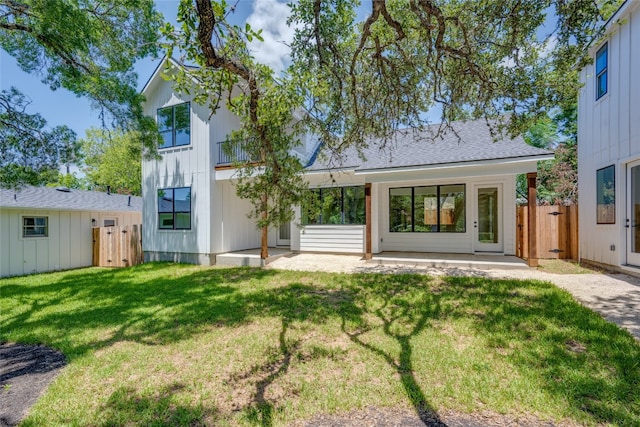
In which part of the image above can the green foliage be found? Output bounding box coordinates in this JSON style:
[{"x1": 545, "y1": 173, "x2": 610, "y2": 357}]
[
  {"x1": 288, "y1": 0, "x2": 624, "y2": 156},
  {"x1": 46, "y1": 172, "x2": 88, "y2": 190},
  {"x1": 81, "y1": 128, "x2": 142, "y2": 195},
  {"x1": 0, "y1": 88, "x2": 78, "y2": 188},
  {"x1": 519, "y1": 103, "x2": 578, "y2": 205},
  {"x1": 0, "y1": 0, "x2": 164, "y2": 151}
]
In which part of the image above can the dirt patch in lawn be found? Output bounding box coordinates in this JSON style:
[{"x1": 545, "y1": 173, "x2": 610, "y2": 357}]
[{"x1": 0, "y1": 342, "x2": 66, "y2": 427}]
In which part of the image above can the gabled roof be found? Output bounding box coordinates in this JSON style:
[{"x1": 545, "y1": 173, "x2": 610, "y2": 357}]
[
  {"x1": 0, "y1": 186, "x2": 142, "y2": 212},
  {"x1": 306, "y1": 119, "x2": 553, "y2": 173},
  {"x1": 141, "y1": 56, "x2": 200, "y2": 96}
]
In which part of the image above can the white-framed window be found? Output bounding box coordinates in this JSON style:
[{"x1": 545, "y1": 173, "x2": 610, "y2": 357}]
[
  {"x1": 158, "y1": 187, "x2": 192, "y2": 230},
  {"x1": 596, "y1": 43, "x2": 608, "y2": 100},
  {"x1": 157, "y1": 102, "x2": 190, "y2": 149},
  {"x1": 103, "y1": 218, "x2": 117, "y2": 227},
  {"x1": 22, "y1": 216, "x2": 48, "y2": 238}
]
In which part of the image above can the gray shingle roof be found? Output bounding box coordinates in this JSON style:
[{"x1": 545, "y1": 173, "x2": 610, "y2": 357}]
[
  {"x1": 306, "y1": 119, "x2": 553, "y2": 172},
  {"x1": 0, "y1": 186, "x2": 142, "y2": 212}
]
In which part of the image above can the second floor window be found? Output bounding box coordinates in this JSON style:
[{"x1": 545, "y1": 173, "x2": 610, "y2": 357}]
[
  {"x1": 158, "y1": 102, "x2": 190, "y2": 149},
  {"x1": 596, "y1": 43, "x2": 608, "y2": 100}
]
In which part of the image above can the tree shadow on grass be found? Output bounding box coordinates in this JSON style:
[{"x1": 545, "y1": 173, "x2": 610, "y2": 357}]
[
  {"x1": 229, "y1": 283, "x2": 363, "y2": 427},
  {"x1": 442, "y1": 276, "x2": 640, "y2": 425},
  {"x1": 342, "y1": 273, "x2": 448, "y2": 426},
  {"x1": 0, "y1": 263, "x2": 278, "y2": 358},
  {"x1": 2, "y1": 264, "x2": 639, "y2": 425}
]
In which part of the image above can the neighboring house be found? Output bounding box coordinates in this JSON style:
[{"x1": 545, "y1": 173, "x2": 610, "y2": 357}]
[
  {"x1": 0, "y1": 186, "x2": 142, "y2": 277},
  {"x1": 578, "y1": 0, "x2": 640, "y2": 272},
  {"x1": 141, "y1": 58, "x2": 552, "y2": 264}
]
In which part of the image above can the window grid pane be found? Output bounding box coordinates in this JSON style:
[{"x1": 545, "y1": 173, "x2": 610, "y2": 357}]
[
  {"x1": 23, "y1": 217, "x2": 48, "y2": 237},
  {"x1": 301, "y1": 186, "x2": 365, "y2": 225},
  {"x1": 390, "y1": 187, "x2": 413, "y2": 232},
  {"x1": 596, "y1": 165, "x2": 615, "y2": 224},
  {"x1": 158, "y1": 187, "x2": 191, "y2": 230},
  {"x1": 414, "y1": 186, "x2": 437, "y2": 232},
  {"x1": 440, "y1": 184, "x2": 466, "y2": 233},
  {"x1": 157, "y1": 103, "x2": 190, "y2": 148},
  {"x1": 596, "y1": 44, "x2": 608, "y2": 99}
]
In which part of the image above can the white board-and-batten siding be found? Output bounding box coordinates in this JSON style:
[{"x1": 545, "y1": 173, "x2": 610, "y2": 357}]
[
  {"x1": 0, "y1": 209, "x2": 140, "y2": 277},
  {"x1": 299, "y1": 225, "x2": 365, "y2": 253},
  {"x1": 577, "y1": 2, "x2": 640, "y2": 267},
  {"x1": 141, "y1": 79, "x2": 213, "y2": 257}
]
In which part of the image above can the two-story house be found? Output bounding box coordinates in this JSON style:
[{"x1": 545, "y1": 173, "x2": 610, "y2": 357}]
[
  {"x1": 142, "y1": 57, "x2": 552, "y2": 265},
  {"x1": 578, "y1": 0, "x2": 640, "y2": 273}
]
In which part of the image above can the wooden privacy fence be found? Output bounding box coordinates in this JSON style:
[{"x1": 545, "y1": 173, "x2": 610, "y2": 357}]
[
  {"x1": 516, "y1": 205, "x2": 578, "y2": 260},
  {"x1": 92, "y1": 224, "x2": 143, "y2": 267}
]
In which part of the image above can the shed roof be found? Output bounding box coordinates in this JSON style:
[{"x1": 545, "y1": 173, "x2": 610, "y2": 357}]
[
  {"x1": 306, "y1": 119, "x2": 553, "y2": 172},
  {"x1": 0, "y1": 186, "x2": 142, "y2": 212}
]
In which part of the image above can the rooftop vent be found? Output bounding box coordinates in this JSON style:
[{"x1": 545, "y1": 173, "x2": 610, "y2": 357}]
[{"x1": 56, "y1": 187, "x2": 71, "y2": 193}]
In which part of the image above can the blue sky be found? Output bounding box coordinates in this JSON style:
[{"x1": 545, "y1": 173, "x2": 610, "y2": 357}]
[{"x1": 0, "y1": 1, "x2": 267, "y2": 139}]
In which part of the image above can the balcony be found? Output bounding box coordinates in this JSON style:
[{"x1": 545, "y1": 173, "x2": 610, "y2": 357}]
[{"x1": 216, "y1": 141, "x2": 254, "y2": 166}]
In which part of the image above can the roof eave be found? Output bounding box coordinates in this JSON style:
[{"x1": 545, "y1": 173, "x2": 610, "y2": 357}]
[{"x1": 353, "y1": 154, "x2": 554, "y2": 175}]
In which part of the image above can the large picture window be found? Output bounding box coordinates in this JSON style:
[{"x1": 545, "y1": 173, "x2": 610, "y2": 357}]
[
  {"x1": 596, "y1": 43, "x2": 608, "y2": 100},
  {"x1": 23, "y1": 216, "x2": 48, "y2": 238},
  {"x1": 302, "y1": 186, "x2": 365, "y2": 225},
  {"x1": 157, "y1": 102, "x2": 190, "y2": 149},
  {"x1": 596, "y1": 165, "x2": 615, "y2": 224},
  {"x1": 158, "y1": 187, "x2": 192, "y2": 230},
  {"x1": 390, "y1": 185, "x2": 465, "y2": 232}
]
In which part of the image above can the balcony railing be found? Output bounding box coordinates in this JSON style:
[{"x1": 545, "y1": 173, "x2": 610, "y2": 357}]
[{"x1": 217, "y1": 141, "x2": 254, "y2": 165}]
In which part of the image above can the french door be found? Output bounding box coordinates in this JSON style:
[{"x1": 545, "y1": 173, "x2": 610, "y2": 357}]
[
  {"x1": 474, "y1": 185, "x2": 503, "y2": 253},
  {"x1": 277, "y1": 221, "x2": 290, "y2": 247},
  {"x1": 627, "y1": 161, "x2": 640, "y2": 266}
]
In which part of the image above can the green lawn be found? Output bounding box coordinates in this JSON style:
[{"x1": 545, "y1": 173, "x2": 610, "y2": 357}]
[{"x1": 1, "y1": 263, "x2": 639, "y2": 426}]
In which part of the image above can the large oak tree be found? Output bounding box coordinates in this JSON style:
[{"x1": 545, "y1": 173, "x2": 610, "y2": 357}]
[
  {"x1": 0, "y1": 0, "x2": 164, "y2": 187},
  {"x1": 165, "y1": 0, "x2": 620, "y2": 259}
]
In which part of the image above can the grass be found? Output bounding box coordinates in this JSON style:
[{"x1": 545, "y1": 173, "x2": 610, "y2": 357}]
[
  {"x1": 537, "y1": 259, "x2": 604, "y2": 275},
  {"x1": 1, "y1": 263, "x2": 639, "y2": 426}
]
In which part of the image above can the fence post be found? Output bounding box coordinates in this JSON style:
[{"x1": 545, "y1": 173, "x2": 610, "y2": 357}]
[{"x1": 527, "y1": 172, "x2": 538, "y2": 267}]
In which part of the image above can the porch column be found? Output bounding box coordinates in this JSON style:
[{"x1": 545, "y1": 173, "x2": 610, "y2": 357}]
[
  {"x1": 527, "y1": 172, "x2": 538, "y2": 267},
  {"x1": 365, "y1": 183, "x2": 372, "y2": 260}
]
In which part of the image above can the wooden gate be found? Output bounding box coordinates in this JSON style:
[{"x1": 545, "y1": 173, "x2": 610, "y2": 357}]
[
  {"x1": 92, "y1": 224, "x2": 143, "y2": 267},
  {"x1": 516, "y1": 205, "x2": 578, "y2": 260}
]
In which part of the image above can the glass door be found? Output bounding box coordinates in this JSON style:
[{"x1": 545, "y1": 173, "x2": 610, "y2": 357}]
[
  {"x1": 475, "y1": 185, "x2": 503, "y2": 252},
  {"x1": 627, "y1": 161, "x2": 640, "y2": 266},
  {"x1": 277, "y1": 221, "x2": 290, "y2": 247}
]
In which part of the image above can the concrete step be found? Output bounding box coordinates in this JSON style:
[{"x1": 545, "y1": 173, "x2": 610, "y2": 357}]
[
  {"x1": 368, "y1": 253, "x2": 530, "y2": 270},
  {"x1": 215, "y1": 248, "x2": 292, "y2": 267}
]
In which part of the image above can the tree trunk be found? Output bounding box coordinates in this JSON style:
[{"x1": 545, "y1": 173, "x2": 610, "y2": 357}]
[{"x1": 261, "y1": 193, "x2": 269, "y2": 260}]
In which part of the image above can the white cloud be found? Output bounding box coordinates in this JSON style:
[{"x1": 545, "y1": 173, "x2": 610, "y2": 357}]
[
  {"x1": 499, "y1": 35, "x2": 558, "y2": 69},
  {"x1": 246, "y1": 0, "x2": 296, "y2": 74}
]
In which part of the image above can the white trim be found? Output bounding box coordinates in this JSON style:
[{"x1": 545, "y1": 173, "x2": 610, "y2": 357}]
[
  {"x1": 141, "y1": 57, "x2": 201, "y2": 96},
  {"x1": 473, "y1": 184, "x2": 504, "y2": 253},
  {"x1": 354, "y1": 155, "x2": 554, "y2": 175}
]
